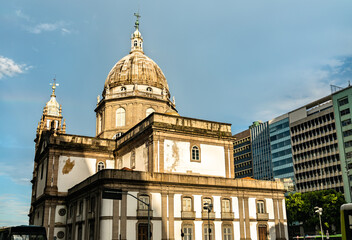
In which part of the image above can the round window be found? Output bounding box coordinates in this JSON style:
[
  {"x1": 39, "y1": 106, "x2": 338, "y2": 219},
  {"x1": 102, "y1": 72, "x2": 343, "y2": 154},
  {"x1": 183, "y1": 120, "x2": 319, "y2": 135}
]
[
  {"x1": 57, "y1": 231, "x2": 65, "y2": 239},
  {"x1": 58, "y1": 208, "x2": 66, "y2": 216}
]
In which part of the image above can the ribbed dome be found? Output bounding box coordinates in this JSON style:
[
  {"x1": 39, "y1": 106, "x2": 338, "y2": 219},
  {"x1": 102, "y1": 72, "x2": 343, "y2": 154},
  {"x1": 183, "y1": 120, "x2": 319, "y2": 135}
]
[{"x1": 104, "y1": 51, "x2": 169, "y2": 94}]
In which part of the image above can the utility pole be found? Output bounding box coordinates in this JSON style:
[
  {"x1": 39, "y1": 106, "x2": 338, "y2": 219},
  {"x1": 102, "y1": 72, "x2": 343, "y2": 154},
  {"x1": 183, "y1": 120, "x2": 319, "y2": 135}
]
[
  {"x1": 314, "y1": 206, "x2": 324, "y2": 240},
  {"x1": 203, "y1": 203, "x2": 213, "y2": 240}
]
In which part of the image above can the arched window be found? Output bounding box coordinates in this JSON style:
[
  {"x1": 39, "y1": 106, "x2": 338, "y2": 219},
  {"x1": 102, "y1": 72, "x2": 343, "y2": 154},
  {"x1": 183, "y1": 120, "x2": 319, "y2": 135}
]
[
  {"x1": 134, "y1": 40, "x2": 138, "y2": 46},
  {"x1": 116, "y1": 108, "x2": 125, "y2": 127},
  {"x1": 146, "y1": 87, "x2": 153, "y2": 92},
  {"x1": 222, "y1": 224, "x2": 233, "y2": 240},
  {"x1": 121, "y1": 86, "x2": 126, "y2": 91},
  {"x1": 182, "y1": 224, "x2": 193, "y2": 240},
  {"x1": 202, "y1": 198, "x2": 212, "y2": 212},
  {"x1": 257, "y1": 200, "x2": 265, "y2": 213},
  {"x1": 97, "y1": 162, "x2": 105, "y2": 171},
  {"x1": 146, "y1": 108, "x2": 155, "y2": 117},
  {"x1": 182, "y1": 197, "x2": 192, "y2": 212},
  {"x1": 138, "y1": 195, "x2": 150, "y2": 210},
  {"x1": 221, "y1": 199, "x2": 231, "y2": 213},
  {"x1": 191, "y1": 146, "x2": 200, "y2": 161}
]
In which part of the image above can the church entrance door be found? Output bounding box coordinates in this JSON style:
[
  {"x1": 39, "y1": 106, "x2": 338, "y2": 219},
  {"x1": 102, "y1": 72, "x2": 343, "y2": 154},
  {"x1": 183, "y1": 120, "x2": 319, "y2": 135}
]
[
  {"x1": 258, "y1": 225, "x2": 267, "y2": 240},
  {"x1": 138, "y1": 223, "x2": 148, "y2": 240}
]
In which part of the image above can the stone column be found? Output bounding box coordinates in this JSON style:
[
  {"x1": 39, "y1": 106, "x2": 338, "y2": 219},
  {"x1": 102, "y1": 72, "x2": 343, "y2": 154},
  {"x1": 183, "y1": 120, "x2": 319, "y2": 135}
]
[{"x1": 238, "y1": 197, "x2": 245, "y2": 240}]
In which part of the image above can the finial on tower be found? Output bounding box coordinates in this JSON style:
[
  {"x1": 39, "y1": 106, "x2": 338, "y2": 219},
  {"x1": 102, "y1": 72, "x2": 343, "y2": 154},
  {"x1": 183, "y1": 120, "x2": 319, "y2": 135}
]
[
  {"x1": 134, "y1": 12, "x2": 141, "y2": 30},
  {"x1": 50, "y1": 77, "x2": 59, "y2": 97}
]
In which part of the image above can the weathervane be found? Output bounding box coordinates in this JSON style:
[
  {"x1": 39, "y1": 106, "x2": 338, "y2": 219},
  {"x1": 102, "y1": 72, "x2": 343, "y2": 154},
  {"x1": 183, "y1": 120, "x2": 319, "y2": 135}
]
[
  {"x1": 134, "y1": 12, "x2": 141, "y2": 30},
  {"x1": 50, "y1": 76, "x2": 59, "y2": 97}
]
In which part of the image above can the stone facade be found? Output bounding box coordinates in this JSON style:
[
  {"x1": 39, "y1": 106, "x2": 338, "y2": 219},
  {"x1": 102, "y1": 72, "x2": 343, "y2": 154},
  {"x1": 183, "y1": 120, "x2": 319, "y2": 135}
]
[{"x1": 29, "y1": 16, "x2": 288, "y2": 240}]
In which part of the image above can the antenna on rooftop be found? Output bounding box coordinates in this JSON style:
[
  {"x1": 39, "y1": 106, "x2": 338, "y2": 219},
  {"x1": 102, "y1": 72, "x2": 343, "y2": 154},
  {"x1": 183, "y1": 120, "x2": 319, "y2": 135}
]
[{"x1": 330, "y1": 84, "x2": 343, "y2": 94}]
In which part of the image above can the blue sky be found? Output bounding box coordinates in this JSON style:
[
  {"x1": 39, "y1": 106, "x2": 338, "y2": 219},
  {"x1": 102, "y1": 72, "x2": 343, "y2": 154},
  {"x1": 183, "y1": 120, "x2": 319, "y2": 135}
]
[{"x1": 0, "y1": 0, "x2": 352, "y2": 225}]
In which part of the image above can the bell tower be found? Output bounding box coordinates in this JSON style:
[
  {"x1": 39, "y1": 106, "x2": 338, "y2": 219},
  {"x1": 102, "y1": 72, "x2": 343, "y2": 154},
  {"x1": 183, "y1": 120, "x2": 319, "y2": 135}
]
[{"x1": 35, "y1": 78, "x2": 66, "y2": 146}]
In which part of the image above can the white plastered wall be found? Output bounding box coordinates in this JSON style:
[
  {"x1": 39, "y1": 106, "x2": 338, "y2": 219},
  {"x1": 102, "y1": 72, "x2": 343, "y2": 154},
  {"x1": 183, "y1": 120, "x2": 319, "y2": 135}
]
[
  {"x1": 122, "y1": 152, "x2": 131, "y2": 169},
  {"x1": 174, "y1": 194, "x2": 181, "y2": 218},
  {"x1": 126, "y1": 220, "x2": 137, "y2": 240},
  {"x1": 233, "y1": 222, "x2": 240, "y2": 240},
  {"x1": 174, "y1": 221, "x2": 182, "y2": 240},
  {"x1": 250, "y1": 222, "x2": 258, "y2": 240},
  {"x1": 194, "y1": 195, "x2": 202, "y2": 218},
  {"x1": 134, "y1": 144, "x2": 148, "y2": 171},
  {"x1": 58, "y1": 156, "x2": 96, "y2": 192},
  {"x1": 268, "y1": 221, "x2": 276, "y2": 240},
  {"x1": 248, "y1": 198, "x2": 256, "y2": 218},
  {"x1": 232, "y1": 197, "x2": 239, "y2": 219},
  {"x1": 164, "y1": 140, "x2": 225, "y2": 177},
  {"x1": 127, "y1": 191, "x2": 138, "y2": 217},
  {"x1": 106, "y1": 160, "x2": 115, "y2": 169},
  {"x1": 100, "y1": 219, "x2": 113, "y2": 240},
  {"x1": 152, "y1": 193, "x2": 162, "y2": 218},
  {"x1": 266, "y1": 198, "x2": 274, "y2": 220}
]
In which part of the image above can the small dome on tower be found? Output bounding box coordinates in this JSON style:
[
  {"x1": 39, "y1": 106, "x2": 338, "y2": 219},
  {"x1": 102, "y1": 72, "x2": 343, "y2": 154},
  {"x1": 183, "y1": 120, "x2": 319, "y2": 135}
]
[{"x1": 46, "y1": 96, "x2": 60, "y2": 116}]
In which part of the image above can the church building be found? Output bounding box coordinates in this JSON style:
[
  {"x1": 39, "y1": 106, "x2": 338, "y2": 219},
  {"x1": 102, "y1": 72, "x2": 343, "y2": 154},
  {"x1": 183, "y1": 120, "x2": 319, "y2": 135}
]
[{"x1": 29, "y1": 15, "x2": 288, "y2": 240}]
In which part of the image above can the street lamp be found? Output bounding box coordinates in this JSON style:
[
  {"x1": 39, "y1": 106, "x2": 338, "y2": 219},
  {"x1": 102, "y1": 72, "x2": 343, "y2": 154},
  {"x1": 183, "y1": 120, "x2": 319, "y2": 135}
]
[
  {"x1": 314, "y1": 206, "x2": 324, "y2": 240},
  {"x1": 203, "y1": 203, "x2": 213, "y2": 240}
]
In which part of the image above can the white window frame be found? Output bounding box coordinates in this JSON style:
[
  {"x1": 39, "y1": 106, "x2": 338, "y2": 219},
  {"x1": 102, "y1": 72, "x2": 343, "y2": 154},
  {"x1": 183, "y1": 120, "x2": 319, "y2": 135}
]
[{"x1": 116, "y1": 108, "x2": 125, "y2": 127}]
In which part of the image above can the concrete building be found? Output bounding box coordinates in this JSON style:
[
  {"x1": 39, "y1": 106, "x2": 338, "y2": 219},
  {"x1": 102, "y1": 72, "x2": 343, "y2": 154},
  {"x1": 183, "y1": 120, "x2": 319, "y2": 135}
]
[
  {"x1": 289, "y1": 96, "x2": 343, "y2": 193},
  {"x1": 332, "y1": 85, "x2": 352, "y2": 202},
  {"x1": 233, "y1": 129, "x2": 253, "y2": 178},
  {"x1": 29, "y1": 16, "x2": 288, "y2": 240}
]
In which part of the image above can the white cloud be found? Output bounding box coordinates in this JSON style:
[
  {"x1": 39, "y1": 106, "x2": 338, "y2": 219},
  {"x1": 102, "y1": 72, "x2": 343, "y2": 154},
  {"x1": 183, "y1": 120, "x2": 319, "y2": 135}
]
[
  {"x1": 15, "y1": 10, "x2": 31, "y2": 21},
  {"x1": 252, "y1": 57, "x2": 352, "y2": 121},
  {"x1": 0, "y1": 194, "x2": 29, "y2": 226},
  {"x1": 27, "y1": 21, "x2": 66, "y2": 34},
  {"x1": 15, "y1": 10, "x2": 72, "y2": 35},
  {"x1": 0, "y1": 56, "x2": 30, "y2": 79}
]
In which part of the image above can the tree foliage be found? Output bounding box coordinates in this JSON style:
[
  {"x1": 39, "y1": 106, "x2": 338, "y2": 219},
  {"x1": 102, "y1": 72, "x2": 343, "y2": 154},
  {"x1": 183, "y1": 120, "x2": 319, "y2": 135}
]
[{"x1": 286, "y1": 189, "x2": 345, "y2": 234}]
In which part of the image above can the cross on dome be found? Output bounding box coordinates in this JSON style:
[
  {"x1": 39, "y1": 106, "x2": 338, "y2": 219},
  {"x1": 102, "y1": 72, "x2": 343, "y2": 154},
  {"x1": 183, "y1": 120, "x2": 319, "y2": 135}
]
[{"x1": 50, "y1": 77, "x2": 59, "y2": 97}]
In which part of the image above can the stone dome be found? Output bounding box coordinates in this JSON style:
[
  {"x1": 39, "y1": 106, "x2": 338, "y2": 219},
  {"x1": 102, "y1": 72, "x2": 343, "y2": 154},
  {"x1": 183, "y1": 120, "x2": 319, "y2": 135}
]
[
  {"x1": 103, "y1": 27, "x2": 170, "y2": 97},
  {"x1": 104, "y1": 51, "x2": 169, "y2": 94}
]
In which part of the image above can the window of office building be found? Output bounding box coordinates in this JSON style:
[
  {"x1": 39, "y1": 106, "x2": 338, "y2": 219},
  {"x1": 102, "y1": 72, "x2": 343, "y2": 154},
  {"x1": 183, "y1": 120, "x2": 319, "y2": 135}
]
[
  {"x1": 341, "y1": 108, "x2": 350, "y2": 116},
  {"x1": 339, "y1": 98, "x2": 349, "y2": 106},
  {"x1": 342, "y1": 119, "x2": 352, "y2": 127}
]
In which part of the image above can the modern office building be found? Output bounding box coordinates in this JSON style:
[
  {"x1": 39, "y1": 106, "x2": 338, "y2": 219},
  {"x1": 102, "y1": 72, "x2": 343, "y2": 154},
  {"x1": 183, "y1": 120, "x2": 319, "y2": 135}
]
[
  {"x1": 251, "y1": 121, "x2": 273, "y2": 180},
  {"x1": 269, "y1": 115, "x2": 294, "y2": 181},
  {"x1": 332, "y1": 85, "x2": 352, "y2": 202},
  {"x1": 233, "y1": 129, "x2": 253, "y2": 178},
  {"x1": 289, "y1": 96, "x2": 343, "y2": 193},
  {"x1": 233, "y1": 94, "x2": 348, "y2": 195}
]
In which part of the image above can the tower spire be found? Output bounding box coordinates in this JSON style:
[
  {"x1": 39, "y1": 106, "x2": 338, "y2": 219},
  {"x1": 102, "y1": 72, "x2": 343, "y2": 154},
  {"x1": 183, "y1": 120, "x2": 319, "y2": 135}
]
[
  {"x1": 131, "y1": 12, "x2": 143, "y2": 53},
  {"x1": 50, "y1": 77, "x2": 59, "y2": 97}
]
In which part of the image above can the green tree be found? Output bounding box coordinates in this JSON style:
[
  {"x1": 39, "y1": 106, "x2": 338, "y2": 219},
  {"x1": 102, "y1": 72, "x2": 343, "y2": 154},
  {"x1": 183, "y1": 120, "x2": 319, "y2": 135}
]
[{"x1": 286, "y1": 189, "x2": 345, "y2": 235}]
